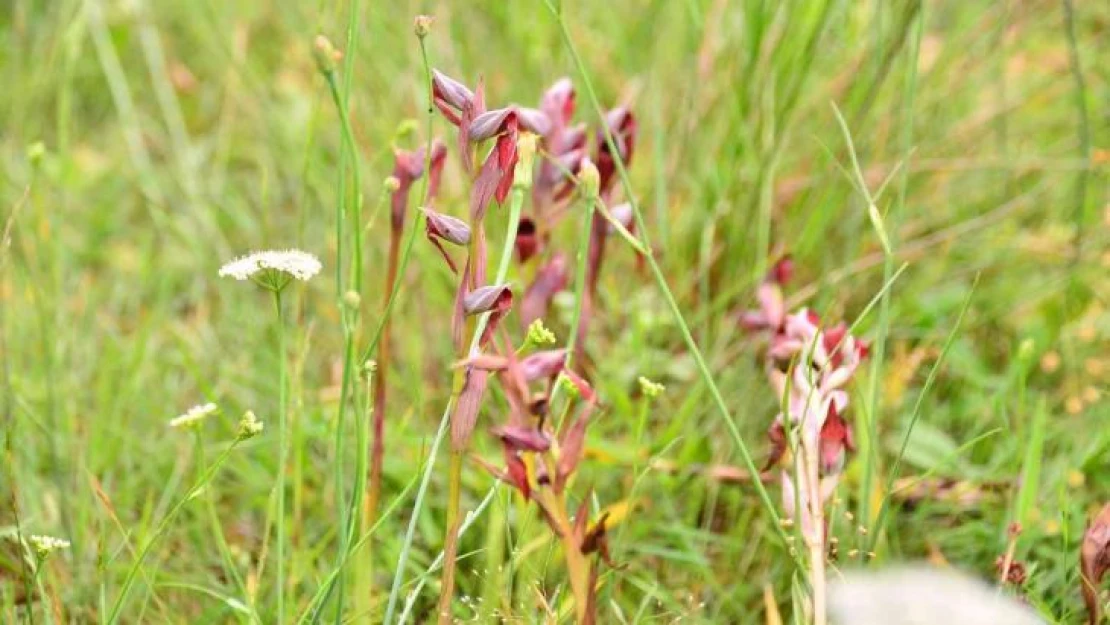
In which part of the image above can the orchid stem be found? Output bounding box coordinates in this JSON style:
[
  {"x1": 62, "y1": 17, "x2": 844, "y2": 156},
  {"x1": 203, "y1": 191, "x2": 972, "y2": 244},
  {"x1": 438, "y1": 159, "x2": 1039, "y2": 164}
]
[{"x1": 436, "y1": 186, "x2": 525, "y2": 623}]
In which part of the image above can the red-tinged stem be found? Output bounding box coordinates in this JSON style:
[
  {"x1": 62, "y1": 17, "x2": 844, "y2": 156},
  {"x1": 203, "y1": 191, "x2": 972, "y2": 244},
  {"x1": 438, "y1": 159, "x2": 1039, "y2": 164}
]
[
  {"x1": 368, "y1": 230, "x2": 400, "y2": 523},
  {"x1": 435, "y1": 451, "x2": 464, "y2": 624},
  {"x1": 437, "y1": 180, "x2": 526, "y2": 622}
]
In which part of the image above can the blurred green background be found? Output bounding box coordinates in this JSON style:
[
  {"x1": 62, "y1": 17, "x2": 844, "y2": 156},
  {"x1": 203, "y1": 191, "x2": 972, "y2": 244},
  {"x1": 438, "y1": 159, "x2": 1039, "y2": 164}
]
[{"x1": 2, "y1": 0, "x2": 1108, "y2": 622}]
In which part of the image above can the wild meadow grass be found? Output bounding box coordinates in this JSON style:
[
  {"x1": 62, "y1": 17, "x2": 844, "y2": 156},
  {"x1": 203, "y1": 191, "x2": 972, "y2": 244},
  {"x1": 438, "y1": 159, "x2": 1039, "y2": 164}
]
[{"x1": 1, "y1": 0, "x2": 1109, "y2": 623}]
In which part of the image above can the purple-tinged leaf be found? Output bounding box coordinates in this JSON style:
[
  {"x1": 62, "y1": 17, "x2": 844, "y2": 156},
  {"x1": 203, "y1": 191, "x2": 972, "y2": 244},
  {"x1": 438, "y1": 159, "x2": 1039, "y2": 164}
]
[
  {"x1": 555, "y1": 404, "x2": 593, "y2": 492},
  {"x1": 432, "y1": 69, "x2": 474, "y2": 114},
  {"x1": 463, "y1": 284, "x2": 512, "y2": 316},
  {"x1": 520, "y1": 349, "x2": 567, "y2": 381},
  {"x1": 516, "y1": 107, "x2": 552, "y2": 136},
  {"x1": 470, "y1": 152, "x2": 501, "y2": 222},
  {"x1": 492, "y1": 424, "x2": 551, "y2": 452},
  {"x1": 521, "y1": 253, "x2": 569, "y2": 327},
  {"x1": 426, "y1": 140, "x2": 448, "y2": 204},
  {"x1": 469, "y1": 108, "x2": 515, "y2": 142},
  {"x1": 451, "y1": 367, "x2": 489, "y2": 450}
]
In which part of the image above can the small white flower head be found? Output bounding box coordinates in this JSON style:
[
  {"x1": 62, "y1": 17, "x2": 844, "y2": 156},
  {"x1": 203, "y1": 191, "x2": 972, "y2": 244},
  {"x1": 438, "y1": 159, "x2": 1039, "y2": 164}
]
[
  {"x1": 29, "y1": 535, "x2": 70, "y2": 558},
  {"x1": 218, "y1": 249, "x2": 322, "y2": 292},
  {"x1": 169, "y1": 403, "x2": 219, "y2": 430},
  {"x1": 236, "y1": 410, "x2": 264, "y2": 440},
  {"x1": 526, "y1": 319, "x2": 557, "y2": 346},
  {"x1": 638, "y1": 376, "x2": 665, "y2": 399}
]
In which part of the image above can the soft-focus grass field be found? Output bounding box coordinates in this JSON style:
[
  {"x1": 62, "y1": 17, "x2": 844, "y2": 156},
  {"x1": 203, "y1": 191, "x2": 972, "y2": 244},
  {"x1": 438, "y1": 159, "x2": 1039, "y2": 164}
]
[{"x1": 2, "y1": 0, "x2": 1109, "y2": 622}]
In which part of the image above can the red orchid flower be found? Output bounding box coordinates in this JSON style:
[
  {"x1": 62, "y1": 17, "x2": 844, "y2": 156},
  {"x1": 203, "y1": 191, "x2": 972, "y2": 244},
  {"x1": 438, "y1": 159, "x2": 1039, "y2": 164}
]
[
  {"x1": 594, "y1": 107, "x2": 636, "y2": 197},
  {"x1": 431, "y1": 69, "x2": 485, "y2": 172},
  {"x1": 469, "y1": 107, "x2": 551, "y2": 220},
  {"x1": 818, "y1": 403, "x2": 855, "y2": 475}
]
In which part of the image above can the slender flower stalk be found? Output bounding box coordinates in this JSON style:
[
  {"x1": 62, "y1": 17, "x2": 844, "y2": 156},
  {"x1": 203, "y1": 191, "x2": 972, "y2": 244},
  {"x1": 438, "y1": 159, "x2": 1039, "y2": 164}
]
[
  {"x1": 742, "y1": 261, "x2": 868, "y2": 625},
  {"x1": 371, "y1": 140, "x2": 444, "y2": 526},
  {"x1": 106, "y1": 413, "x2": 244, "y2": 624},
  {"x1": 218, "y1": 248, "x2": 318, "y2": 622},
  {"x1": 365, "y1": 19, "x2": 444, "y2": 539},
  {"x1": 23, "y1": 532, "x2": 69, "y2": 622},
  {"x1": 541, "y1": 0, "x2": 792, "y2": 534},
  {"x1": 567, "y1": 159, "x2": 598, "y2": 369},
  {"x1": 272, "y1": 289, "x2": 289, "y2": 621},
  {"x1": 193, "y1": 424, "x2": 259, "y2": 624},
  {"x1": 435, "y1": 136, "x2": 535, "y2": 624}
]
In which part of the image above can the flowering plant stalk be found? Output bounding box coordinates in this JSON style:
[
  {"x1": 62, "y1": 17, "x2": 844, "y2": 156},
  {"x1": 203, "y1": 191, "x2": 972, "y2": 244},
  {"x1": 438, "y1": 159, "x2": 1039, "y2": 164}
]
[
  {"x1": 377, "y1": 48, "x2": 640, "y2": 620},
  {"x1": 217, "y1": 249, "x2": 319, "y2": 621},
  {"x1": 742, "y1": 258, "x2": 868, "y2": 625},
  {"x1": 435, "y1": 134, "x2": 538, "y2": 623},
  {"x1": 316, "y1": 33, "x2": 366, "y2": 619},
  {"x1": 107, "y1": 405, "x2": 264, "y2": 623},
  {"x1": 18, "y1": 533, "x2": 69, "y2": 622},
  {"x1": 454, "y1": 314, "x2": 611, "y2": 622},
  {"x1": 193, "y1": 421, "x2": 259, "y2": 623}
]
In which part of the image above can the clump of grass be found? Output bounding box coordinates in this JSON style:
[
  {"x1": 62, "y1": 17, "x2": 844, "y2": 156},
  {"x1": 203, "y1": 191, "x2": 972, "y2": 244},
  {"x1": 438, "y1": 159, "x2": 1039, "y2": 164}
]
[
  {"x1": 105, "y1": 401, "x2": 267, "y2": 623},
  {"x1": 5, "y1": 2, "x2": 1109, "y2": 623}
]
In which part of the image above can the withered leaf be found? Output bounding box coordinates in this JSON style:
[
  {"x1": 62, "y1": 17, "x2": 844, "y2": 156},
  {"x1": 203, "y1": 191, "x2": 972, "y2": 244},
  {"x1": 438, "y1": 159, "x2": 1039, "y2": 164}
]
[{"x1": 1082, "y1": 502, "x2": 1110, "y2": 625}]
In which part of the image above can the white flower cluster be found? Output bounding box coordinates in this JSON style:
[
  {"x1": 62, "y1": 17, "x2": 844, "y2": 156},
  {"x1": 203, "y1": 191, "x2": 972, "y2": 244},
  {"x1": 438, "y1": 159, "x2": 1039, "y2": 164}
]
[
  {"x1": 218, "y1": 250, "x2": 322, "y2": 282},
  {"x1": 29, "y1": 534, "x2": 71, "y2": 556},
  {"x1": 169, "y1": 402, "x2": 218, "y2": 429}
]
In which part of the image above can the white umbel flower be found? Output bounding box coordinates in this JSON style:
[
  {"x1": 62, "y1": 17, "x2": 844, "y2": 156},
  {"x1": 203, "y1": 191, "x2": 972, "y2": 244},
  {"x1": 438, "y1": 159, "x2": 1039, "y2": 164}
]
[
  {"x1": 169, "y1": 403, "x2": 218, "y2": 429},
  {"x1": 29, "y1": 535, "x2": 71, "y2": 556},
  {"x1": 218, "y1": 250, "x2": 322, "y2": 284}
]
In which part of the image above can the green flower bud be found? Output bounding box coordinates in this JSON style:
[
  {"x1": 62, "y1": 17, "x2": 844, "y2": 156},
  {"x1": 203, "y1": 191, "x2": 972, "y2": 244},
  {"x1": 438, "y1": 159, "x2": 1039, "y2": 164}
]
[
  {"x1": 313, "y1": 35, "x2": 342, "y2": 74},
  {"x1": 26, "y1": 141, "x2": 46, "y2": 167},
  {"x1": 237, "y1": 410, "x2": 264, "y2": 440},
  {"x1": 414, "y1": 15, "x2": 433, "y2": 39},
  {"x1": 513, "y1": 133, "x2": 538, "y2": 190},
  {"x1": 578, "y1": 157, "x2": 600, "y2": 199},
  {"x1": 638, "y1": 376, "x2": 665, "y2": 398},
  {"x1": 526, "y1": 319, "x2": 557, "y2": 346}
]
